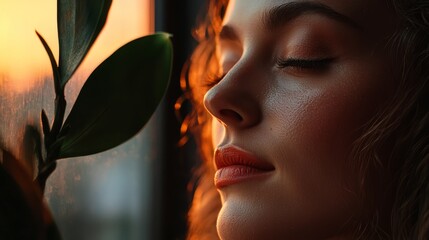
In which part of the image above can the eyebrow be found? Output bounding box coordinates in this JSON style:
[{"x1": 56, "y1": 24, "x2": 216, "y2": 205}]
[
  {"x1": 219, "y1": 1, "x2": 362, "y2": 41},
  {"x1": 263, "y1": 1, "x2": 362, "y2": 31}
]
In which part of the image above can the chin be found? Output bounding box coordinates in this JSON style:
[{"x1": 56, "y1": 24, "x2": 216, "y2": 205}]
[
  {"x1": 217, "y1": 208, "x2": 261, "y2": 240},
  {"x1": 216, "y1": 198, "x2": 286, "y2": 240},
  {"x1": 216, "y1": 195, "x2": 356, "y2": 240}
]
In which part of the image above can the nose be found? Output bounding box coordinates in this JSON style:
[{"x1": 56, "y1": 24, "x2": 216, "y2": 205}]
[{"x1": 203, "y1": 74, "x2": 262, "y2": 129}]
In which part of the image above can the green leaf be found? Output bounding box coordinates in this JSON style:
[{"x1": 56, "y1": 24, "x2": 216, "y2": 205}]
[
  {"x1": 55, "y1": 33, "x2": 173, "y2": 159},
  {"x1": 57, "y1": 0, "x2": 112, "y2": 87},
  {"x1": 36, "y1": 31, "x2": 61, "y2": 94}
]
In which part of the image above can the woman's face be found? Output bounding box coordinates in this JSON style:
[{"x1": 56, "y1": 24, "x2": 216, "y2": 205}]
[{"x1": 203, "y1": 0, "x2": 397, "y2": 239}]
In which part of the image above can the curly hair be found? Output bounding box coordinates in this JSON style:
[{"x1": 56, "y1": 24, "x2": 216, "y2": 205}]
[
  {"x1": 182, "y1": 0, "x2": 429, "y2": 239},
  {"x1": 182, "y1": 1, "x2": 227, "y2": 239}
]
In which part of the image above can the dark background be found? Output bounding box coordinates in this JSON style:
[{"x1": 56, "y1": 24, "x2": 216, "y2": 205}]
[{"x1": 155, "y1": 0, "x2": 206, "y2": 239}]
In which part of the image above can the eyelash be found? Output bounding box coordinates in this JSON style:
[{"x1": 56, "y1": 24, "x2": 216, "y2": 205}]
[
  {"x1": 275, "y1": 57, "x2": 334, "y2": 70},
  {"x1": 203, "y1": 73, "x2": 226, "y2": 88},
  {"x1": 203, "y1": 58, "x2": 334, "y2": 88}
]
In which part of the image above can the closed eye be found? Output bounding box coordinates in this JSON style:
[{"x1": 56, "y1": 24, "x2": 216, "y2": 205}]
[
  {"x1": 275, "y1": 57, "x2": 334, "y2": 70},
  {"x1": 203, "y1": 73, "x2": 226, "y2": 88},
  {"x1": 204, "y1": 58, "x2": 334, "y2": 88}
]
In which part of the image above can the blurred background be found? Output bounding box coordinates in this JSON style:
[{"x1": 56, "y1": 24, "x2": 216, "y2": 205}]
[{"x1": 0, "y1": 0, "x2": 204, "y2": 239}]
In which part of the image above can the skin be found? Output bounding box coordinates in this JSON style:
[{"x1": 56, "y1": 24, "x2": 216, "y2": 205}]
[{"x1": 203, "y1": 0, "x2": 398, "y2": 239}]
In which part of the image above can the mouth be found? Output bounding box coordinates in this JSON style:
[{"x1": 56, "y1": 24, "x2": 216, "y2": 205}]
[{"x1": 214, "y1": 146, "x2": 275, "y2": 188}]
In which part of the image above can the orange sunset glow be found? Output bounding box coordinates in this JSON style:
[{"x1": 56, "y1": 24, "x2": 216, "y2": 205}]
[{"x1": 0, "y1": 0, "x2": 152, "y2": 92}]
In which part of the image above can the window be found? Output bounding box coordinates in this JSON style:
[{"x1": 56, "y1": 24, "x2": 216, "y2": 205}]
[{"x1": 0, "y1": 1, "x2": 162, "y2": 239}]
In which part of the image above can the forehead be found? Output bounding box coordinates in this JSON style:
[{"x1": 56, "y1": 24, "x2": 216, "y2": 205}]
[{"x1": 223, "y1": 0, "x2": 396, "y2": 37}]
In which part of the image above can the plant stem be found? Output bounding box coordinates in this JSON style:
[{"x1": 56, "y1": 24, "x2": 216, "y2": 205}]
[
  {"x1": 36, "y1": 161, "x2": 57, "y2": 192},
  {"x1": 36, "y1": 87, "x2": 66, "y2": 193},
  {"x1": 50, "y1": 92, "x2": 66, "y2": 142}
]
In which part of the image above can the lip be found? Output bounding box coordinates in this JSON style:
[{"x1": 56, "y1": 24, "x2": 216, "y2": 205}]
[{"x1": 214, "y1": 146, "x2": 275, "y2": 188}]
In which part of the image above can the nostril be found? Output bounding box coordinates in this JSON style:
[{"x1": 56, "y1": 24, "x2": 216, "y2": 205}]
[{"x1": 219, "y1": 109, "x2": 243, "y2": 122}]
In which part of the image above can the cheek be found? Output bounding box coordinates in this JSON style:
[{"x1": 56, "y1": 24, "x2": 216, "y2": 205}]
[
  {"x1": 298, "y1": 64, "x2": 391, "y2": 159},
  {"x1": 268, "y1": 61, "x2": 393, "y2": 209},
  {"x1": 268, "y1": 87, "x2": 365, "y2": 164},
  {"x1": 297, "y1": 89, "x2": 371, "y2": 155},
  {"x1": 271, "y1": 58, "x2": 391, "y2": 164}
]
